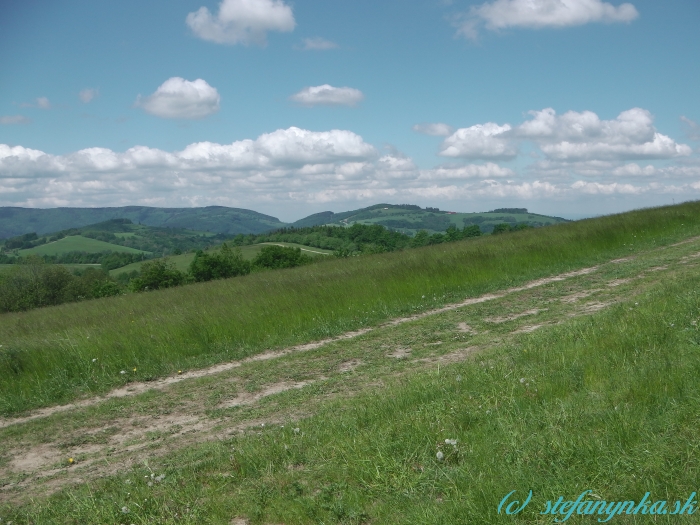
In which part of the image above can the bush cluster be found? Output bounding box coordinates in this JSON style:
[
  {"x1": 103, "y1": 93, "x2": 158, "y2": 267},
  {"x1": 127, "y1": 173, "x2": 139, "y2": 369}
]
[
  {"x1": 0, "y1": 257, "x2": 122, "y2": 313},
  {"x1": 228, "y1": 222, "x2": 483, "y2": 255},
  {"x1": 130, "y1": 244, "x2": 313, "y2": 293},
  {"x1": 492, "y1": 223, "x2": 533, "y2": 235}
]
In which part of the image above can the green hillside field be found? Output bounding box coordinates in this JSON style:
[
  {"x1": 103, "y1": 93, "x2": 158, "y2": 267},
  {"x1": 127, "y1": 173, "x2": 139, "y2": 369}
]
[
  {"x1": 2, "y1": 202, "x2": 700, "y2": 523},
  {"x1": 110, "y1": 242, "x2": 332, "y2": 277},
  {"x1": 17, "y1": 235, "x2": 150, "y2": 256},
  {"x1": 0, "y1": 263, "x2": 101, "y2": 273}
]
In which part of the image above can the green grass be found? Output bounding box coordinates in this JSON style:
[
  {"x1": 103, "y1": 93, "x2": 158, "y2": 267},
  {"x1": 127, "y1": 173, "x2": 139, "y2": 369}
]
[
  {"x1": 3, "y1": 262, "x2": 699, "y2": 523},
  {"x1": 1, "y1": 263, "x2": 102, "y2": 273},
  {"x1": 110, "y1": 251, "x2": 197, "y2": 276},
  {"x1": 1, "y1": 202, "x2": 700, "y2": 417},
  {"x1": 18, "y1": 235, "x2": 150, "y2": 256}
]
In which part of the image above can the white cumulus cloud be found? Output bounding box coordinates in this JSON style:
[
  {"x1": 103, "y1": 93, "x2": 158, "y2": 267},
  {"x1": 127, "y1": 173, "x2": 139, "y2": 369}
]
[
  {"x1": 413, "y1": 123, "x2": 454, "y2": 137},
  {"x1": 419, "y1": 163, "x2": 514, "y2": 180},
  {"x1": 457, "y1": 0, "x2": 639, "y2": 39},
  {"x1": 187, "y1": 0, "x2": 295, "y2": 46},
  {"x1": 519, "y1": 108, "x2": 691, "y2": 161},
  {"x1": 611, "y1": 163, "x2": 657, "y2": 177},
  {"x1": 135, "y1": 77, "x2": 221, "y2": 119},
  {"x1": 79, "y1": 88, "x2": 99, "y2": 103},
  {"x1": 440, "y1": 123, "x2": 517, "y2": 159},
  {"x1": 300, "y1": 37, "x2": 338, "y2": 50},
  {"x1": 290, "y1": 85, "x2": 364, "y2": 107}
]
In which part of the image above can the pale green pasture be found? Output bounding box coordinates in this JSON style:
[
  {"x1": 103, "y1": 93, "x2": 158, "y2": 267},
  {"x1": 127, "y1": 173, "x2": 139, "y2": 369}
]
[{"x1": 19, "y1": 235, "x2": 149, "y2": 256}]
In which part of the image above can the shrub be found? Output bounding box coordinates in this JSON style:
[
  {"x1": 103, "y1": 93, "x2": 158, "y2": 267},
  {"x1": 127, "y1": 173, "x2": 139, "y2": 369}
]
[
  {"x1": 0, "y1": 259, "x2": 124, "y2": 312},
  {"x1": 492, "y1": 223, "x2": 512, "y2": 235},
  {"x1": 252, "y1": 245, "x2": 313, "y2": 270},
  {"x1": 189, "y1": 243, "x2": 251, "y2": 282},
  {"x1": 130, "y1": 258, "x2": 186, "y2": 292}
]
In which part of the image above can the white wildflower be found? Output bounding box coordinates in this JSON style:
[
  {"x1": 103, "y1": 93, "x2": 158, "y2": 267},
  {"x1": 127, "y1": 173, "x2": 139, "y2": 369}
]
[
  {"x1": 519, "y1": 378, "x2": 526, "y2": 384},
  {"x1": 92, "y1": 358, "x2": 98, "y2": 363},
  {"x1": 120, "y1": 370, "x2": 126, "y2": 375},
  {"x1": 121, "y1": 506, "x2": 129, "y2": 513},
  {"x1": 445, "y1": 439, "x2": 458, "y2": 446},
  {"x1": 436, "y1": 451, "x2": 444, "y2": 461}
]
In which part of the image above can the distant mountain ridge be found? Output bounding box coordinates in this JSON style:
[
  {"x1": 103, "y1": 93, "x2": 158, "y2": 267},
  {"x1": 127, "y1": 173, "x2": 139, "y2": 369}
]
[
  {"x1": 289, "y1": 203, "x2": 568, "y2": 234},
  {"x1": 0, "y1": 203, "x2": 569, "y2": 239},
  {"x1": 0, "y1": 206, "x2": 285, "y2": 239}
]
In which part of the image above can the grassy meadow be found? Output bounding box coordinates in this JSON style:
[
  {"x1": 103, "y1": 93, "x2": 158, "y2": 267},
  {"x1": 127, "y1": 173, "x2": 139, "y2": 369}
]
[
  {"x1": 17, "y1": 235, "x2": 150, "y2": 256},
  {"x1": 1, "y1": 202, "x2": 699, "y2": 417},
  {"x1": 1, "y1": 202, "x2": 700, "y2": 522}
]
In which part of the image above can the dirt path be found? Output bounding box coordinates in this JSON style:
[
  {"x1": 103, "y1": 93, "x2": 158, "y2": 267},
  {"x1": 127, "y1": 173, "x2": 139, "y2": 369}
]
[
  {"x1": 0, "y1": 266, "x2": 597, "y2": 430},
  {"x1": 1, "y1": 236, "x2": 699, "y2": 505}
]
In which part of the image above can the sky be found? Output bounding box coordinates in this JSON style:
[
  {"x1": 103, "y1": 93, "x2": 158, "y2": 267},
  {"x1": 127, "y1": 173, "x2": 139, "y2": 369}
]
[{"x1": 0, "y1": 0, "x2": 699, "y2": 222}]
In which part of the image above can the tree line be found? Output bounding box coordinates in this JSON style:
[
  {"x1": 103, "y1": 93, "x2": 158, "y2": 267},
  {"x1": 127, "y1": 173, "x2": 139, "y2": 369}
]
[{"x1": 227, "y1": 223, "x2": 486, "y2": 255}]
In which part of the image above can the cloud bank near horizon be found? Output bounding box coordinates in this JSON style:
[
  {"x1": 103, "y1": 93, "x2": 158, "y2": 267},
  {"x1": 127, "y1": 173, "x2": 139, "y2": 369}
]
[{"x1": 1, "y1": 107, "x2": 697, "y2": 217}]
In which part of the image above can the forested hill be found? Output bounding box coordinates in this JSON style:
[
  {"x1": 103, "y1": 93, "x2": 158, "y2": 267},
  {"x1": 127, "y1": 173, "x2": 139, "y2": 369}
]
[
  {"x1": 291, "y1": 204, "x2": 568, "y2": 234},
  {"x1": 0, "y1": 206, "x2": 285, "y2": 239},
  {"x1": 0, "y1": 203, "x2": 569, "y2": 239}
]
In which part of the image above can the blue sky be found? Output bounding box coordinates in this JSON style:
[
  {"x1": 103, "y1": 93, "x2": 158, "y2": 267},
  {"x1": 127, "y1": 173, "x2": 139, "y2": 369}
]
[{"x1": 1, "y1": 0, "x2": 698, "y2": 221}]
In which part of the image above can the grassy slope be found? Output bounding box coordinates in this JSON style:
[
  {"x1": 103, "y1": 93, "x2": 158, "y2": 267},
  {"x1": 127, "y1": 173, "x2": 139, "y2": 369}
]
[
  {"x1": 1, "y1": 202, "x2": 699, "y2": 417},
  {"x1": 17, "y1": 235, "x2": 150, "y2": 256},
  {"x1": 2, "y1": 207, "x2": 700, "y2": 522}
]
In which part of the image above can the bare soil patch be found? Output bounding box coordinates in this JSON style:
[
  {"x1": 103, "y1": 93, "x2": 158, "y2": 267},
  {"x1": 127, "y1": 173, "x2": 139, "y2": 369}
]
[
  {"x1": 456, "y1": 322, "x2": 477, "y2": 334},
  {"x1": 387, "y1": 347, "x2": 412, "y2": 359},
  {"x1": 484, "y1": 308, "x2": 547, "y2": 324}
]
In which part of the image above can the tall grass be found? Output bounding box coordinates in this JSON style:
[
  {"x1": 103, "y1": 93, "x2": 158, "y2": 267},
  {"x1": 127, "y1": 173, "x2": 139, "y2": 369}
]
[
  {"x1": 5, "y1": 250, "x2": 700, "y2": 524},
  {"x1": 1, "y1": 202, "x2": 699, "y2": 416}
]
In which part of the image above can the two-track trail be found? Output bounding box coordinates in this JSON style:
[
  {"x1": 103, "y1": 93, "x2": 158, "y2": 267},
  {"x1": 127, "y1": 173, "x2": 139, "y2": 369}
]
[{"x1": 2, "y1": 235, "x2": 700, "y2": 505}]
